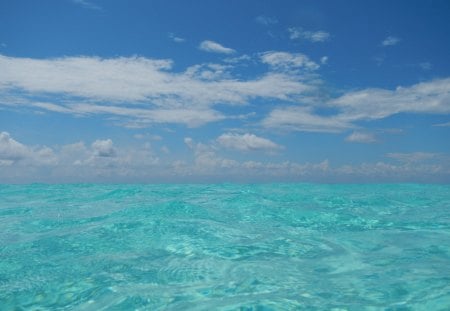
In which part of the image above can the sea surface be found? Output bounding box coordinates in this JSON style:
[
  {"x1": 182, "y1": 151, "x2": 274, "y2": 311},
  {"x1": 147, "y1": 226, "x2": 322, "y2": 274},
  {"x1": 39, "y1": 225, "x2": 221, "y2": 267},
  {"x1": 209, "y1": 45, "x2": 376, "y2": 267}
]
[{"x1": 0, "y1": 184, "x2": 449, "y2": 310}]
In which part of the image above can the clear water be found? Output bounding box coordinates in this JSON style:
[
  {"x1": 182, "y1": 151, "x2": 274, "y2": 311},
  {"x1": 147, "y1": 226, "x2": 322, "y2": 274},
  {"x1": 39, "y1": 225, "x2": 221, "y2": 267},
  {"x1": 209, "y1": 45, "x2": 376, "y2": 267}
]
[{"x1": 1, "y1": 184, "x2": 449, "y2": 310}]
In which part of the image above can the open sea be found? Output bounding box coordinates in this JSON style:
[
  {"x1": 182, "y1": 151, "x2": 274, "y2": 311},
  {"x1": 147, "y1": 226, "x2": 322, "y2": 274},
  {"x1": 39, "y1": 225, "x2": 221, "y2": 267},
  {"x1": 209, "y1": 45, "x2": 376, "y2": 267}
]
[{"x1": 0, "y1": 183, "x2": 449, "y2": 310}]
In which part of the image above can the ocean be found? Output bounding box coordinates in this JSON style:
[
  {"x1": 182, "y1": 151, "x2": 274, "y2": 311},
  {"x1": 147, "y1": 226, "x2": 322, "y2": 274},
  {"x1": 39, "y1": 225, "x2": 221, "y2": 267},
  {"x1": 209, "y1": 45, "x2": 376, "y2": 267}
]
[{"x1": 1, "y1": 183, "x2": 449, "y2": 310}]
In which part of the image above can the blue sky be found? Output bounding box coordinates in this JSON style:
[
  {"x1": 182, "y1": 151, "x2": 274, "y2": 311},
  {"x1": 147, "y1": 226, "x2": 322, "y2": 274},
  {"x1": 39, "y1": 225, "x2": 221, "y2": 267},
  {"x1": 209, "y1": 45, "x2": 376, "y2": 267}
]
[{"x1": 0, "y1": 0, "x2": 449, "y2": 183}]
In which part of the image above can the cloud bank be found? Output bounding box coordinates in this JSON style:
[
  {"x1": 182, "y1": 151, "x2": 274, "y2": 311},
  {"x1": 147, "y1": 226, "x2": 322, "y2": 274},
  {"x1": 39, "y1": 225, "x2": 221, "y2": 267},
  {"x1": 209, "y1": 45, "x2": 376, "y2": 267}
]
[{"x1": 1, "y1": 132, "x2": 448, "y2": 183}]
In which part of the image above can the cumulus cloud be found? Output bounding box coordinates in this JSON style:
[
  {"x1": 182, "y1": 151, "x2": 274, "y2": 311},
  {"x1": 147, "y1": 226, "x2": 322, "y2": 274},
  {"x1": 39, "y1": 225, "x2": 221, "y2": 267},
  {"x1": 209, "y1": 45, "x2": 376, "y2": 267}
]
[
  {"x1": 0, "y1": 131, "x2": 56, "y2": 166},
  {"x1": 198, "y1": 40, "x2": 236, "y2": 54},
  {"x1": 1, "y1": 131, "x2": 448, "y2": 183},
  {"x1": 0, "y1": 131, "x2": 29, "y2": 163},
  {"x1": 92, "y1": 139, "x2": 116, "y2": 157},
  {"x1": 0, "y1": 132, "x2": 163, "y2": 182},
  {"x1": 217, "y1": 133, "x2": 282, "y2": 151},
  {"x1": 382, "y1": 36, "x2": 400, "y2": 46},
  {"x1": 345, "y1": 132, "x2": 376, "y2": 143},
  {"x1": 288, "y1": 27, "x2": 330, "y2": 42}
]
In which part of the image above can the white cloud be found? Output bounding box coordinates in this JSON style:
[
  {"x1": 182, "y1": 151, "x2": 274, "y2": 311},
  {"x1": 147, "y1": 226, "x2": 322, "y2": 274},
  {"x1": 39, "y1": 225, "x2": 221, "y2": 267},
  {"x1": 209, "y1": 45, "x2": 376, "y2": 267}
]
[
  {"x1": 1, "y1": 132, "x2": 448, "y2": 183},
  {"x1": 0, "y1": 131, "x2": 57, "y2": 166},
  {"x1": 92, "y1": 139, "x2": 116, "y2": 157},
  {"x1": 0, "y1": 131, "x2": 29, "y2": 163},
  {"x1": 179, "y1": 138, "x2": 239, "y2": 175},
  {"x1": 67, "y1": 104, "x2": 225, "y2": 127},
  {"x1": 198, "y1": 40, "x2": 236, "y2": 54},
  {"x1": 194, "y1": 148, "x2": 238, "y2": 171},
  {"x1": 185, "y1": 63, "x2": 231, "y2": 81},
  {"x1": 260, "y1": 51, "x2": 320, "y2": 71},
  {"x1": 0, "y1": 54, "x2": 173, "y2": 102},
  {"x1": 262, "y1": 107, "x2": 352, "y2": 133},
  {"x1": 134, "y1": 133, "x2": 162, "y2": 141},
  {"x1": 0, "y1": 54, "x2": 317, "y2": 127},
  {"x1": 0, "y1": 133, "x2": 162, "y2": 182},
  {"x1": 345, "y1": 132, "x2": 376, "y2": 143},
  {"x1": 382, "y1": 36, "x2": 400, "y2": 46},
  {"x1": 184, "y1": 137, "x2": 194, "y2": 149},
  {"x1": 223, "y1": 54, "x2": 252, "y2": 64},
  {"x1": 217, "y1": 133, "x2": 282, "y2": 151},
  {"x1": 263, "y1": 78, "x2": 450, "y2": 133},
  {"x1": 320, "y1": 56, "x2": 328, "y2": 65},
  {"x1": 330, "y1": 78, "x2": 450, "y2": 121},
  {"x1": 288, "y1": 27, "x2": 330, "y2": 42}
]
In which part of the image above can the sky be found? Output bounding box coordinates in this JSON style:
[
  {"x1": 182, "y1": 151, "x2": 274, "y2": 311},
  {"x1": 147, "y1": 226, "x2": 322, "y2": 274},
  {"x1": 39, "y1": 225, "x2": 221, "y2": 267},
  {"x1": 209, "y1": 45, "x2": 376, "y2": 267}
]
[{"x1": 0, "y1": 0, "x2": 449, "y2": 183}]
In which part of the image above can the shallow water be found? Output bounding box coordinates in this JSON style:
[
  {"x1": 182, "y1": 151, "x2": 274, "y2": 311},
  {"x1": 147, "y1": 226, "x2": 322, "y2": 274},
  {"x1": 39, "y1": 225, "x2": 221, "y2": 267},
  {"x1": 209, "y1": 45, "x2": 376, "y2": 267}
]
[{"x1": 1, "y1": 184, "x2": 449, "y2": 310}]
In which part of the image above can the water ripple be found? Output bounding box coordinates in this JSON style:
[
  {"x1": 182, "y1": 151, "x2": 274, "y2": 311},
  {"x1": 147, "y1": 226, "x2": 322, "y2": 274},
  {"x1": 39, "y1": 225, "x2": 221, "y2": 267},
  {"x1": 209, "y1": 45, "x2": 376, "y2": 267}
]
[{"x1": 0, "y1": 184, "x2": 449, "y2": 309}]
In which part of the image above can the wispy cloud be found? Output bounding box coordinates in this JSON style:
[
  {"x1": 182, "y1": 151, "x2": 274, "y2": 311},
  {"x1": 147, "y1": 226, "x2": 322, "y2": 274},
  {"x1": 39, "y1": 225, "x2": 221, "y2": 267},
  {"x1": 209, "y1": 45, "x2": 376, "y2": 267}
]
[
  {"x1": 345, "y1": 132, "x2": 376, "y2": 143},
  {"x1": 382, "y1": 36, "x2": 400, "y2": 46},
  {"x1": 419, "y1": 62, "x2": 432, "y2": 70},
  {"x1": 71, "y1": 0, "x2": 101, "y2": 10},
  {"x1": 0, "y1": 53, "x2": 315, "y2": 127},
  {"x1": 223, "y1": 54, "x2": 252, "y2": 64},
  {"x1": 262, "y1": 107, "x2": 352, "y2": 133},
  {"x1": 288, "y1": 27, "x2": 330, "y2": 42},
  {"x1": 330, "y1": 78, "x2": 450, "y2": 120},
  {"x1": 255, "y1": 15, "x2": 278, "y2": 26},
  {"x1": 263, "y1": 78, "x2": 450, "y2": 132},
  {"x1": 386, "y1": 152, "x2": 439, "y2": 163},
  {"x1": 168, "y1": 33, "x2": 185, "y2": 43},
  {"x1": 433, "y1": 121, "x2": 450, "y2": 127},
  {"x1": 198, "y1": 40, "x2": 236, "y2": 54},
  {"x1": 2, "y1": 53, "x2": 449, "y2": 135}
]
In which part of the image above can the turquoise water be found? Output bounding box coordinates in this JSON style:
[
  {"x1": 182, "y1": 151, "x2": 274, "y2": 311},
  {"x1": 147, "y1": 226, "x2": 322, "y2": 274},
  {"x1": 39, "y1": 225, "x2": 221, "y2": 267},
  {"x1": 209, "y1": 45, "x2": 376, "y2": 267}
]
[{"x1": 1, "y1": 184, "x2": 449, "y2": 310}]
